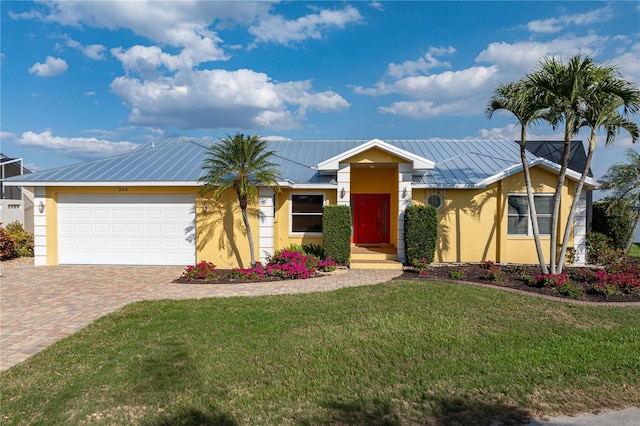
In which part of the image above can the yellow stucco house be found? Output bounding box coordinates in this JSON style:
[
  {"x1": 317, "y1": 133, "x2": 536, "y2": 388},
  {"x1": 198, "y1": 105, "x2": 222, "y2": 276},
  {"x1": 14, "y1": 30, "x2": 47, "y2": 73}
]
[{"x1": 3, "y1": 138, "x2": 596, "y2": 269}]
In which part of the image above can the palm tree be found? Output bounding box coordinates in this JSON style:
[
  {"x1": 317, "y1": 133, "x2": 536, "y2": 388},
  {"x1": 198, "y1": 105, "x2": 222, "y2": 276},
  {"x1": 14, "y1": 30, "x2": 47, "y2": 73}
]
[
  {"x1": 199, "y1": 133, "x2": 280, "y2": 267},
  {"x1": 556, "y1": 77, "x2": 640, "y2": 270},
  {"x1": 524, "y1": 55, "x2": 640, "y2": 272},
  {"x1": 599, "y1": 149, "x2": 640, "y2": 253},
  {"x1": 487, "y1": 81, "x2": 549, "y2": 273},
  {"x1": 524, "y1": 55, "x2": 600, "y2": 273}
]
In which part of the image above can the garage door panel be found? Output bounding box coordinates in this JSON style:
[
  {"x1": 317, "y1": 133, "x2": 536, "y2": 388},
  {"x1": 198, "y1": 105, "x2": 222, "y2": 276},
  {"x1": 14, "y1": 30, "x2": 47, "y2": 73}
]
[{"x1": 58, "y1": 194, "x2": 195, "y2": 265}]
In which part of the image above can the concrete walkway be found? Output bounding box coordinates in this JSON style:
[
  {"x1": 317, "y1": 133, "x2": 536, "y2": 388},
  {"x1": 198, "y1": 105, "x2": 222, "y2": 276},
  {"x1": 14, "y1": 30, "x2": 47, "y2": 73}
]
[{"x1": 0, "y1": 265, "x2": 401, "y2": 371}]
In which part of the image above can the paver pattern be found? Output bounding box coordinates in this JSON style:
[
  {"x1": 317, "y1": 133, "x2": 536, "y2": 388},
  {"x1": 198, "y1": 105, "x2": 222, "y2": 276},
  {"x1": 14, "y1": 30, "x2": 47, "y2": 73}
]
[{"x1": 0, "y1": 265, "x2": 401, "y2": 371}]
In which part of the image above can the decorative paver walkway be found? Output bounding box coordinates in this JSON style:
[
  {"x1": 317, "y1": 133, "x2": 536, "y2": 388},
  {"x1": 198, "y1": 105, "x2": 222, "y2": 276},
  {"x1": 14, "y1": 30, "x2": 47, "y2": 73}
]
[{"x1": 0, "y1": 265, "x2": 402, "y2": 371}]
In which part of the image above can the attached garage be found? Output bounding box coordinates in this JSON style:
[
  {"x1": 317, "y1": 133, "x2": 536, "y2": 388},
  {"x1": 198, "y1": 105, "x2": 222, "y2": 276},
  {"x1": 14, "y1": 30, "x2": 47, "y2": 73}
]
[{"x1": 57, "y1": 193, "x2": 195, "y2": 265}]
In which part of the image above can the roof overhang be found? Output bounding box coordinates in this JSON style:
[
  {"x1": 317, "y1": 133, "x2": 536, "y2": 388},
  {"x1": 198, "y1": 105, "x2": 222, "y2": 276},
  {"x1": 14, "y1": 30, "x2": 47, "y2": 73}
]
[
  {"x1": 317, "y1": 138, "x2": 435, "y2": 174},
  {"x1": 1, "y1": 181, "x2": 202, "y2": 187}
]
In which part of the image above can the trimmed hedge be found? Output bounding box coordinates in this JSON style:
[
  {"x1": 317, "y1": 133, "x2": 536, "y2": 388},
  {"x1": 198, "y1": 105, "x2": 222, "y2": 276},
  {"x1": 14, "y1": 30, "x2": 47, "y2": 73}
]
[
  {"x1": 404, "y1": 205, "x2": 437, "y2": 266},
  {"x1": 322, "y1": 205, "x2": 351, "y2": 265}
]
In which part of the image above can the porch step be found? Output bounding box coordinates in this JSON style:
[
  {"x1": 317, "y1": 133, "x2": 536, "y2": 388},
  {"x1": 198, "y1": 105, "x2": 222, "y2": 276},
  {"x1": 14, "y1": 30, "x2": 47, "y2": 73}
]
[
  {"x1": 351, "y1": 252, "x2": 398, "y2": 261},
  {"x1": 350, "y1": 259, "x2": 404, "y2": 270}
]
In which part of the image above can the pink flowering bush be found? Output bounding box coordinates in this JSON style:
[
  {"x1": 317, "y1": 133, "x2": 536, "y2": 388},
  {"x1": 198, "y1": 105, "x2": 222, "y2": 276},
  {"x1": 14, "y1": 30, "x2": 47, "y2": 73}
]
[
  {"x1": 181, "y1": 261, "x2": 219, "y2": 281},
  {"x1": 228, "y1": 263, "x2": 265, "y2": 280},
  {"x1": 265, "y1": 250, "x2": 336, "y2": 279},
  {"x1": 534, "y1": 273, "x2": 569, "y2": 288}
]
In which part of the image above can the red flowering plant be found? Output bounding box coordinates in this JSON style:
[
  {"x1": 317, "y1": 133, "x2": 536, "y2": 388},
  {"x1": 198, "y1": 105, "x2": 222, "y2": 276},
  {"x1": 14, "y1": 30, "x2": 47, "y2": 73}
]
[
  {"x1": 534, "y1": 273, "x2": 569, "y2": 288},
  {"x1": 181, "y1": 261, "x2": 219, "y2": 281}
]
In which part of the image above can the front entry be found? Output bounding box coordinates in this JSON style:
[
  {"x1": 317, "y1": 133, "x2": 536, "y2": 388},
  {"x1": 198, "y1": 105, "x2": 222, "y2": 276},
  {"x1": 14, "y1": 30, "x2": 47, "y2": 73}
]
[{"x1": 351, "y1": 194, "x2": 391, "y2": 244}]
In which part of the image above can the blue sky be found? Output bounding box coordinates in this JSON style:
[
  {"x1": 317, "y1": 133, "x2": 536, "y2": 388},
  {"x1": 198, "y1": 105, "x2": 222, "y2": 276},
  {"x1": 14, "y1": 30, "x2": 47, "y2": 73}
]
[{"x1": 1, "y1": 1, "x2": 639, "y2": 184}]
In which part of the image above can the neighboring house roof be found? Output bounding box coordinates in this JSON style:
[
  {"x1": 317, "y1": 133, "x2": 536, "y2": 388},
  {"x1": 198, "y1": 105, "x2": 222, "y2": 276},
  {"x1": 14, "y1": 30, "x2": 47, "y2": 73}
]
[
  {"x1": 524, "y1": 140, "x2": 593, "y2": 177},
  {"x1": 1, "y1": 154, "x2": 32, "y2": 175},
  {"x1": 3, "y1": 139, "x2": 597, "y2": 189}
]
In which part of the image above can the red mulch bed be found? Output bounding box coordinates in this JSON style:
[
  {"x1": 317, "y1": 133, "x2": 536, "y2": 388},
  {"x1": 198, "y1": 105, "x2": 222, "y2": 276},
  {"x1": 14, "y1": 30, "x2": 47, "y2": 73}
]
[{"x1": 394, "y1": 262, "x2": 640, "y2": 303}]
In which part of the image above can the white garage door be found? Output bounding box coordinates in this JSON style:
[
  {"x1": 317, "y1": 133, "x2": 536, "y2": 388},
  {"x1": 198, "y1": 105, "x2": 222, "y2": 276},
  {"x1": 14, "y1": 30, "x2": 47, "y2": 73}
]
[{"x1": 58, "y1": 193, "x2": 195, "y2": 265}]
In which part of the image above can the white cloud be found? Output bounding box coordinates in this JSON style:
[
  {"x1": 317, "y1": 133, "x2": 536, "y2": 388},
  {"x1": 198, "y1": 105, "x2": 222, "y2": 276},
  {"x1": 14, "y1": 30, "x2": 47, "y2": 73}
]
[
  {"x1": 249, "y1": 5, "x2": 363, "y2": 45},
  {"x1": 476, "y1": 35, "x2": 604, "y2": 76},
  {"x1": 611, "y1": 43, "x2": 640, "y2": 84},
  {"x1": 386, "y1": 46, "x2": 456, "y2": 79},
  {"x1": 15, "y1": 1, "x2": 257, "y2": 71},
  {"x1": 0, "y1": 131, "x2": 18, "y2": 143},
  {"x1": 17, "y1": 131, "x2": 138, "y2": 159},
  {"x1": 357, "y1": 32, "x2": 616, "y2": 120},
  {"x1": 63, "y1": 35, "x2": 106, "y2": 59},
  {"x1": 28, "y1": 56, "x2": 68, "y2": 77},
  {"x1": 110, "y1": 69, "x2": 350, "y2": 130},
  {"x1": 526, "y1": 7, "x2": 612, "y2": 33},
  {"x1": 369, "y1": 2, "x2": 384, "y2": 11}
]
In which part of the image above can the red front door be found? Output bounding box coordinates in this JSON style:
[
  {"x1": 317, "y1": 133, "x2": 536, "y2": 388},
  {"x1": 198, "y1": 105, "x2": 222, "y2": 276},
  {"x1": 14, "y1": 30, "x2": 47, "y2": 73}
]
[{"x1": 352, "y1": 194, "x2": 390, "y2": 244}]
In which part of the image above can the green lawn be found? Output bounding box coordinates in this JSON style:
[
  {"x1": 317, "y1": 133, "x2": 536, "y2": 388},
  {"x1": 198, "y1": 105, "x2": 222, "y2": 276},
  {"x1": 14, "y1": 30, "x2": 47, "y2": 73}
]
[
  {"x1": 628, "y1": 242, "x2": 640, "y2": 258},
  {"x1": 2, "y1": 280, "x2": 639, "y2": 426}
]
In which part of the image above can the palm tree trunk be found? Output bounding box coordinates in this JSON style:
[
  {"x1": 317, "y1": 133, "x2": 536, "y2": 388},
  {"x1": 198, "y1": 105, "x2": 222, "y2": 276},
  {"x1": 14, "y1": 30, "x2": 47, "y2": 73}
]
[
  {"x1": 550, "y1": 122, "x2": 573, "y2": 273},
  {"x1": 241, "y1": 207, "x2": 257, "y2": 267},
  {"x1": 520, "y1": 128, "x2": 548, "y2": 273},
  {"x1": 557, "y1": 135, "x2": 595, "y2": 273},
  {"x1": 625, "y1": 204, "x2": 640, "y2": 253}
]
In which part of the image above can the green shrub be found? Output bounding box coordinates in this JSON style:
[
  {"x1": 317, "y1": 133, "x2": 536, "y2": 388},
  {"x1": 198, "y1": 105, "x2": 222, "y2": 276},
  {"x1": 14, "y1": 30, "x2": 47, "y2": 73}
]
[
  {"x1": 273, "y1": 244, "x2": 305, "y2": 257},
  {"x1": 4, "y1": 221, "x2": 33, "y2": 257},
  {"x1": 448, "y1": 269, "x2": 467, "y2": 280},
  {"x1": 553, "y1": 282, "x2": 585, "y2": 299},
  {"x1": 412, "y1": 257, "x2": 430, "y2": 276},
  {"x1": 322, "y1": 205, "x2": 351, "y2": 265},
  {"x1": 404, "y1": 205, "x2": 437, "y2": 266},
  {"x1": 303, "y1": 243, "x2": 325, "y2": 259}
]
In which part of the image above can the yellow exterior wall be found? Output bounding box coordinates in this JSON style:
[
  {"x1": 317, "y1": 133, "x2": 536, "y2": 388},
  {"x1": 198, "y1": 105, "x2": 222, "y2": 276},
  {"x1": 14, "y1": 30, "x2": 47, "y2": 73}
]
[
  {"x1": 435, "y1": 185, "x2": 500, "y2": 263},
  {"x1": 432, "y1": 165, "x2": 576, "y2": 265},
  {"x1": 273, "y1": 188, "x2": 337, "y2": 251},
  {"x1": 196, "y1": 190, "x2": 261, "y2": 269},
  {"x1": 347, "y1": 148, "x2": 410, "y2": 164}
]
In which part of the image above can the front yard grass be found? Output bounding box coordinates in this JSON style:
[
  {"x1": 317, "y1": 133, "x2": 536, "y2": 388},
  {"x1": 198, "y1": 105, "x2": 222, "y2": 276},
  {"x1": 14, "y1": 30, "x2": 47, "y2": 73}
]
[
  {"x1": 2, "y1": 280, "x2": 639, "y2": 425},
  {"x1": 628, "y1": 242, "x2": 640, "y2": 258}
]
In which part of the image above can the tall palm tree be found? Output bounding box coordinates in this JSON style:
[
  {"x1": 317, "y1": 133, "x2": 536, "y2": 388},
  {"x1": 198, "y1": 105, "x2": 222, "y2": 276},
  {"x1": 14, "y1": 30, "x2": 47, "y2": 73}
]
[
  {"x1": 199, "y1": 133, "x2": 280, "y2": 267},
  {"x1": 524, "y1": 55, "x2": 600, "y2": 273},
  {"x1": 524, "y1": 55, "x2": 640, "y2": 272},
  {"x1": 487, "y1": 80, "x2": 549, "y2": 273},
  {"x1": 556, "y1": 77, "x2": 640, "y2": 270},
  {"x1": 599, "y1": 149, "x2": 640, "y2": 253}
]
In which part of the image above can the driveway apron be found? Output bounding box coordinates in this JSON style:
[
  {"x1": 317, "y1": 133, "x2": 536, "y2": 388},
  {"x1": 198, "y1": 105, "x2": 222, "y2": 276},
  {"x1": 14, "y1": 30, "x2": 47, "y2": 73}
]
[{"x1": 0, "y1": 265, "x2": 401, "y2": 371}]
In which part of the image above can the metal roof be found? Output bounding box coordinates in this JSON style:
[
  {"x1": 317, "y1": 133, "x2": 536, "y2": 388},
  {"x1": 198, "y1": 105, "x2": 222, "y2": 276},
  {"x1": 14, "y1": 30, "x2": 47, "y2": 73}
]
[{"x1": 3, "y1": 138, "x2": 592, "y2": 189}]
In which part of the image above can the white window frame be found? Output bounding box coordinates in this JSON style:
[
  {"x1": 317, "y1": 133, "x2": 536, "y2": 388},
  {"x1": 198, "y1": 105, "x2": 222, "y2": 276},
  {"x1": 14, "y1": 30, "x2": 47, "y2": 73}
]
[
  {"x1": 507, "y1": 194, "x2": 553, "y2": 237},
  {"x1": 289, "y1": 192, "x2": 326, "y2": 236}
]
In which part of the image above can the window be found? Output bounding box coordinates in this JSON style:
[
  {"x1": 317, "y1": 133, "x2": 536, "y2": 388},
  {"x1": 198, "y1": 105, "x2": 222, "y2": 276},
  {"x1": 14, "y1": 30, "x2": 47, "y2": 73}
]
[
  {"x1": 427, "y1": 194, "x2": 443, "y2": 210},
  {"x1": 508, "y1": 195, "x2": 552, "y2": 235},
  {"x1": 291, "y1": 194, "x2": 324, "y2": 233}
]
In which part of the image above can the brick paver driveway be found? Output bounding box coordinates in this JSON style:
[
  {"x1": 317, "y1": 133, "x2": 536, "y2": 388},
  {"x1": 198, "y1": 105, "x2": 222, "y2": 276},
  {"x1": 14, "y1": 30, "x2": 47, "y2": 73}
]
[{"x1": 0, "y1": 265, "x2": 401, "y2": 371}]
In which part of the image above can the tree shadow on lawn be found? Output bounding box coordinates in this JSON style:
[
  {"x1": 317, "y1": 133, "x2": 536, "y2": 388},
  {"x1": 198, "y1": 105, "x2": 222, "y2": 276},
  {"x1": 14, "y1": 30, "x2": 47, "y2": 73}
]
[
  {"x1": 143, "y1": 407, "x2": 237, "y2": 426},
  {"x1": 318, "y1": 395, "x2": 531, "y2": 425}
]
